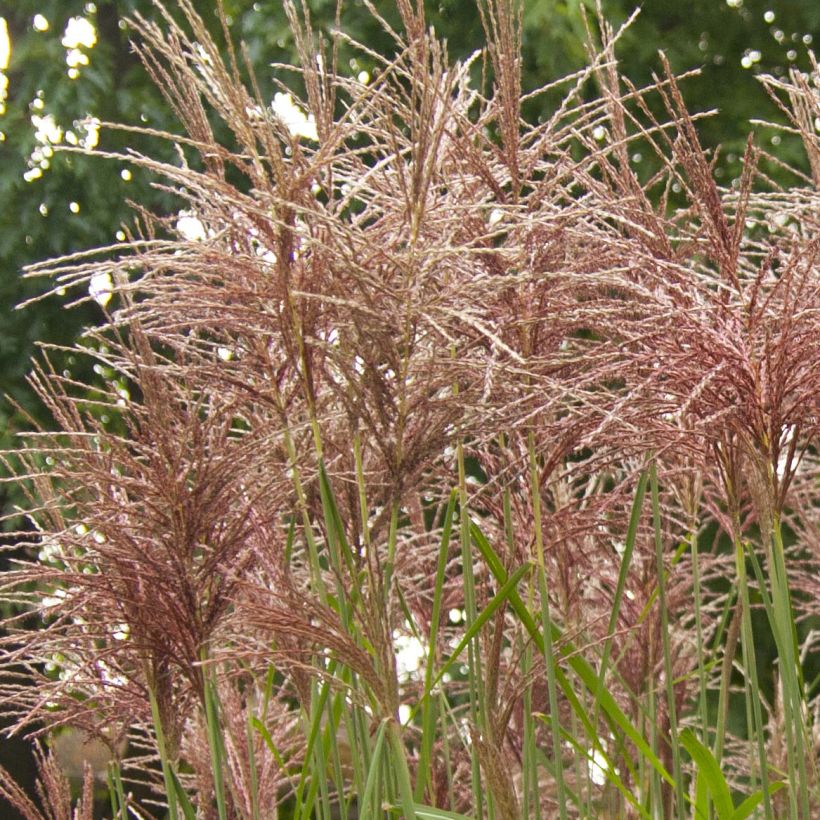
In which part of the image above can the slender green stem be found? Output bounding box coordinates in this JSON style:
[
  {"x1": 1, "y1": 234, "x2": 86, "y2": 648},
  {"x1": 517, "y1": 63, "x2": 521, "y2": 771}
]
[
  {"x1": 527, "y1": 430, "x2": 567, "y2": 820},
  {"x1": 713, "y1": 597, "x2": 741, "y2": 768},
  {"x1": 500, "y1": 447, "x2": 540, "y2": 820},
  {"x1": 246, "y1": 708, "x2": 260, "y2": 820},
  {"x1": 388, "y1": 720, "x2": 419, "y2": 819},
  {"x1": 147, "y1": 685, "x2": 180, "y2": 820},
  {"x1": 202, "y1": 657, "x2": 228, "y2": 820},
  {"x1": 689, "y1": 527, "x2": 709, "y2": 746},
  {"x1": 455, "y1": 429, "x2": 486, "y2": 818},
  {"x1": 417, "y1": 491, "x2": 457, "y2": 803},
  {"x1": 732, "y1": 534, "x2": 774, "y2": 820},
  {"x1": 646, "y1": 660, "x2": 661, "y2": 818},
  {"x1": 768, "y1": 515, "x2": 809, "y2": 819},
  {"x1": 107, "y1": 760, "x2": 127, "y2": 820},
  {"x1": 649, "y1": 464, "x2": 684, "y2": 817}
]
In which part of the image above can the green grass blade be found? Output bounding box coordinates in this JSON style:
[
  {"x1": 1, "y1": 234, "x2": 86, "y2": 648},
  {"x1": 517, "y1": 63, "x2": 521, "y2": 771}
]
[
  {"x1": 680, "y1": 727, "x2": 733, "y2": 820},
  {"x1": 428, "y1": 561, "x2": 532, "y2": 692},
  {"x1": 525, "y1": 430, "x2": 567, "y2": 820},
  {"x1": 470, "y1": 520, "x2": 674, "y2": 789},
  {"x1": 731, "y1": 534, "x2": 774, "y2": 818},
  {"x1": 360, "y1": 719, "x2": 389, "y2": 816},
  {"x1": 107, "y1": 760, "x2": 127, "y2": 820},
  {"x1": 169, "y1": 768, "x2": 198, "y2": 820},
  {"x1": 416, "y1": 490, "x2": 457, "y2": 803},
  {"x1": 650, "y1": 462, "x2": 685, "y2": 816},
  {"x1": 387, "y1": 720, "x2": 418, "y2": 819},
  {"x1": 294, "y1": 677, "x2": 333, "y2": 820},
  {"x1": 730, "y1": 781, "x2": 786, "y2": 820},
  {"x1": 689, "y1": 524, "x2": 710, "y2": 784},
  {"x1": 246, "y1": 708, "x2": 259, "y2": 820},
  {"x1": 595, "y1": 468, "x2": 648, "y2": 712},
  {"x1": 107, "y1": 772, "x2": 119, "y2": 820},
  {"x1": 770, "y1": 517, "x2": 809, "y2": 818},
  {"x1": 251, "y1": 716, "x2": 286, "y2": 769},
  {"x1": 147, "y1": 685, "x2": 180, "y2": 820},
  {"x1": 318, "y1": 460, "x2": 357, "y2": 579},
  {"x1": 590, "y1": 466, "x2": 648, "y2": 807},
  {"x1": 202, "y1": 662, "x2": 228, "y2": 820},
  {"x1": 535, "y1": 713, "x2": 650, "y2": 819},
  {"x1": 455, "y1": 439, "x2": 485, "y2": 817}
]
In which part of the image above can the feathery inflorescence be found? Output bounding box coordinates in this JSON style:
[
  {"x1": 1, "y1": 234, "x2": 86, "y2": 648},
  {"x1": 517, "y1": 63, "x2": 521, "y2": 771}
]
[{"x1": 1, "y1": 1, "x2": 819, "y2": 817}]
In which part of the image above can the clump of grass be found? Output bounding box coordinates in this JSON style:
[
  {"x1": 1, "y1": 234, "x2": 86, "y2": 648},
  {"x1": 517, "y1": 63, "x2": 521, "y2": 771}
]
[{"x1": 1, "y1": 1, "x2": 818, "y2": 818}]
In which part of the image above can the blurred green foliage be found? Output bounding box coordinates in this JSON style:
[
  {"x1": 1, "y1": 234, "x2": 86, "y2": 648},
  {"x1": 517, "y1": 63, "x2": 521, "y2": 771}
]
[{"x1": 1, "y1": 0, "x2": 817, "y2": 518}]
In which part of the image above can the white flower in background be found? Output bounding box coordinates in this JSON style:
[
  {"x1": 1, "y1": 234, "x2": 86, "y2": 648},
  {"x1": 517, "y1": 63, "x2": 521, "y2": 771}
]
[
  {"x1": 42, "y1": 587, "x2": 67, "y2": 609},
  {"x1": 64, "y1": 116, "x2": 100, "y2": 150},
  {"x1": 588, "y1": 747, "x2": 610, "y2": 786},
  {"x1": 271, "y1": 92, "x2": 318, "y2": 141},
  {"x1": 0, "y1": 18, "x2": 10, "y2": 70},
  {"x1": 112, "y1": 623, "x2": 130, "y2": 642},
  {"x1": 89, "y1": 271, "x2": 113, "y2": 307},
  {"x1": 176, "y1": 211, "x2": 207, "y2": 241},
  {"x1": 62, "y1": 16, "x2": 96, "y2": 78},
  {"x1": 62, "y1": 17, "x2": 96, "y2": 49},
  {"x1": 66, "y1": 49, "x2": 89, "y2": 70},
  {"x1": 393, "y1": 627, "x2": 426, "y2": 680},
  {"x1": 25, "y1": 111, "x2": 67, "y2": 181},
  {"x1": 32, "y1": 113, "x2": 63, "y2": 145},
  {"x1": 81, "y1": 116, "x2": 100, "y2": 148},
  {"x1": 38, "y1": 539, "x2": 63, "y2": 563},
  {"x1": 0, "y1": 16, "x2": 10, "y2": 114}
]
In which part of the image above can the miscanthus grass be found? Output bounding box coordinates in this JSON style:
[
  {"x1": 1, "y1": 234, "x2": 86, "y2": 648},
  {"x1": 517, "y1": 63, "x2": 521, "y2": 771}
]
[{"x1": 1, "y1": 1, "x2": 818, "y2": 818}]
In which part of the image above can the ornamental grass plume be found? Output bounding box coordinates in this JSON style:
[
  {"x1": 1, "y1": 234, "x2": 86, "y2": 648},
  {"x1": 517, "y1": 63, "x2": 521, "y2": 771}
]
[
  {"x1": 0, "y1": 741, "x2": 94, "y2": 820},
  {"x1": 1, "y1": 0, "x2": 820, "y2": 817},
  {"x1": 0, "y1": 330, "x2": 300, "y2": 812},
  {"x1": 568, "y1": 29, "x2": 820, "y2": 814}
]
